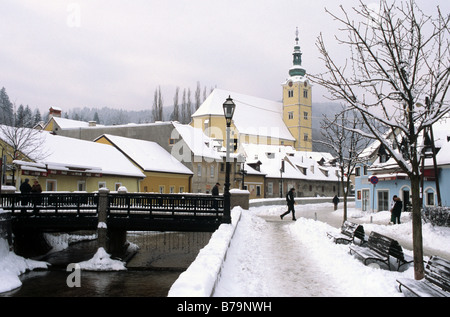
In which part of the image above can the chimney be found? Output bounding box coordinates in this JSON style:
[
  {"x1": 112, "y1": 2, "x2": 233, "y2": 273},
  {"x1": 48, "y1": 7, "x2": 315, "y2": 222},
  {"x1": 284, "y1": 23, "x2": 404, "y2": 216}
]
[
  {"x1": 49, "y1": 107, "x2": 62, "y2": 119},
  {"x1": 88, "y1": 121, "x2": 97, "y2": 127}
]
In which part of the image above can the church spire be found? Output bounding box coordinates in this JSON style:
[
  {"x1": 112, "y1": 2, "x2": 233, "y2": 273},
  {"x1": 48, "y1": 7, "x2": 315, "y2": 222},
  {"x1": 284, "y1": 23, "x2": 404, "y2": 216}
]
[{"x1": 289, "y1": 27, "x2": 306, "y2": 77}]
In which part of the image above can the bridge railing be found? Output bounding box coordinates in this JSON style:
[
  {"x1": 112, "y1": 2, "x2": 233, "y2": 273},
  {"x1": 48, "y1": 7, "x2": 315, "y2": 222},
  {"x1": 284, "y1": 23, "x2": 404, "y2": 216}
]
[
  {"x1": 108, "y1": 193, "x2": 224, "y2": 217},
  {"x1": 1, "y1": 192, "x2": 224, "y2": 217},
  {"x1": 1, "y1": 193, "x2": 98, "y2": 215}
]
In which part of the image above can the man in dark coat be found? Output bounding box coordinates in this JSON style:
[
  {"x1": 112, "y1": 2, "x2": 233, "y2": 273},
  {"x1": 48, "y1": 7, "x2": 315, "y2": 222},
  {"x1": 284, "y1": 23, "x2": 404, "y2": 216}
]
[
  {"x1": 280, "y1": 188, "x2": 296, "y2": 221},
  {"x1": 19, "y1": 178, "x2": 32, "y2": 209},
  {"x1": 333, "y1": 195, "x2": 340, "y2": 210},
  {"x1": 212, "y1": 183, "x2": 220, "y2": 196},
  {"x1": 212, "y1": 183, "x2": 220, "y2": 210},
  {"x1": 390, "y1": 195, "x2": 403, "y2": 224}
]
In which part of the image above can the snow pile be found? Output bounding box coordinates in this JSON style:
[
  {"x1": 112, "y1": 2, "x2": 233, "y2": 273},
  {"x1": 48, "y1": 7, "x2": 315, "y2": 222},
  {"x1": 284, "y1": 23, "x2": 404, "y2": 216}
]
[
  {"x1": 77, "y1": 247, "x2": 126, "y2": 271},
  {"x1": 0, "y1": 238, "x2": 49, "y2": 293},
  {"x1": 168, "y1": 208, "x2": 242, "y2": 297}
]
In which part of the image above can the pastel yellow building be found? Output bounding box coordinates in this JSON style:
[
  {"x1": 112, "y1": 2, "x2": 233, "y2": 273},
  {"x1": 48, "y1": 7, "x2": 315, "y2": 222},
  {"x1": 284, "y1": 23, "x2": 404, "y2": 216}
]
[
  {"x1": 95, "y1": 134, "x2": 193, "y2": 193},
  {"x1": 0, "y1": 126, "x2": 145, "y2": 192},
  {"x1": 191, "y1": 28, "x2": 312, "y2": 153}
]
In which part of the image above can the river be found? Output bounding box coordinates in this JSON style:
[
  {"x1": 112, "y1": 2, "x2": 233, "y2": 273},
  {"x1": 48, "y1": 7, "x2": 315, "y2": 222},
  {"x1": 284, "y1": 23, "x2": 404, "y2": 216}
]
[{"x1": 0, "y1": 231, "x2": 212, "y2": 297}]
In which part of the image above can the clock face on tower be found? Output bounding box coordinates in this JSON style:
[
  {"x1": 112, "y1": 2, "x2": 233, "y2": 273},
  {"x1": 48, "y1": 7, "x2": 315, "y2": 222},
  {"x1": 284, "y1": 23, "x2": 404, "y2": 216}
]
[{"x1": 288, "y1": 81, "x2": 293, "y2": 87}]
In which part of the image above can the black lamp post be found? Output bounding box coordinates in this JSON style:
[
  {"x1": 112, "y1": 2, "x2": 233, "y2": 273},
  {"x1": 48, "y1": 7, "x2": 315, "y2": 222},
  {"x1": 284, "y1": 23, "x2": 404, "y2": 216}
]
[{"x1": 222, "y1": 96, "x2": 236, "y2": 224}]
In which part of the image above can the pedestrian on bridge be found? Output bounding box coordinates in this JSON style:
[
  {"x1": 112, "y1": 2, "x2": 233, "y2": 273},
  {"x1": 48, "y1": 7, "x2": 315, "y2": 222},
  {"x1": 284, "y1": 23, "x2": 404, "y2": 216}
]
[
  {"x1": 19, "y1": 178, "x2": 32, "y2": 211},
  {"x1": 31, "y1": 180, "x2": 42, "y2": 193}
]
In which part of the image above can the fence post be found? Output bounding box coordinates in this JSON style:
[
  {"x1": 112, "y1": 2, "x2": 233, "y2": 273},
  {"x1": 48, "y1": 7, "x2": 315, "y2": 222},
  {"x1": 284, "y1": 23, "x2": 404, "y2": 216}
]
[
  {"x1": 230, "y1": 189, "x2": 250, "y2": 210},
  {"x1": 97, "y1": 188, "x2": 110, "y2": 250}
]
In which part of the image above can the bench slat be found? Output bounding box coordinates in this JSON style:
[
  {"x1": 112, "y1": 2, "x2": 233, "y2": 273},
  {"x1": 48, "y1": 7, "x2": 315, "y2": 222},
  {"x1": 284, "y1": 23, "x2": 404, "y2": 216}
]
[
  {"x1": 397, "y1": 256, "x2": 450, "y2": 297},
  {"x1": 349, "y1": 231, "x2": 413, "y2": 271},
  {"x1": 396, "y1": 278, "x2": 450, "y2": 297},
  {"x1": 327, "y1": 221, "x2": 365, "y2": 245}
]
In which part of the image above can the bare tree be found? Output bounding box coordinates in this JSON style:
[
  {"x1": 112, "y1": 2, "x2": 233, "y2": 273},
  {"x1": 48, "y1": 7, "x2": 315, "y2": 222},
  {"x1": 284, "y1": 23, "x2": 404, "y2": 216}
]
[
  {"x1": 319, "y1": 106, "x2": 372, "y2": 222},
  {"x1": 311, "y1": 0, "x2": 449, "y2": 279},
  {"x1": 0, "y1": 125, "x2": 49, "y2": 186}
]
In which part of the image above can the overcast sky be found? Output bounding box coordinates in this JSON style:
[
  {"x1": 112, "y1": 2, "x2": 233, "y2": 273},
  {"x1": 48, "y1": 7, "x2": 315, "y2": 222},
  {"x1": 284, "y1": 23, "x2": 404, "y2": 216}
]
[{"x1": 1, "y1": 0, "x2": 447, "y2": 114}]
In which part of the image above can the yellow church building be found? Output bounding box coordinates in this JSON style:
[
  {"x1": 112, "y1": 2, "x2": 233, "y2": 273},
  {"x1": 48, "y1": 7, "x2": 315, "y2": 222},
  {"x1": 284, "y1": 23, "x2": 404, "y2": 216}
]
[{"x1": 191, "y1": 28, "x2": 312, "y2": 152}]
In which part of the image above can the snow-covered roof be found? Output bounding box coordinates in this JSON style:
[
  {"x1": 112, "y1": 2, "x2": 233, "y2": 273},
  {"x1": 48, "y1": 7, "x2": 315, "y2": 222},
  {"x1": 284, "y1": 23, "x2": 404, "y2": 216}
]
[
  {"x1": 242, "y1": 143, "x2": 339, "y2": 181},
  {"x1": 192, "y1": 88, "x2": 295, "y2": 141},
  {"x1": 172, "y1": 122, "x2": 222, "y2": 161},
  {"x1": 49, "y1": 117, "x2": 105, "y2": 129},
  {"x1": 97, "y1": 134, "x2": 193, "y2": 175},
  {"x1": 0, "y1": 126, "x2": 145, "y2": 178}
]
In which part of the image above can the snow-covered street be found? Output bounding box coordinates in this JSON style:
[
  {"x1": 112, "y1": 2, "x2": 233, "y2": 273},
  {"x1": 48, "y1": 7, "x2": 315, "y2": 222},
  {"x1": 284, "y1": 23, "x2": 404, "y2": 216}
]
[
  {"x1": 213, "y1": 202, "x2": 449, "y2": 297},
  {"x1": 170, "y1": 201, "x2": 450, "y2": 297}
]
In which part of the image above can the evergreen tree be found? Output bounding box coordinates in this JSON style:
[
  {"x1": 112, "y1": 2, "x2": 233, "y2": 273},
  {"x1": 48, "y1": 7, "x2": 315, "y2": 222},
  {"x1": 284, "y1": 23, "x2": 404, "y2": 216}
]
[
  {"x1": 186, "y1": 88, "x2": 192, "y2": 123},
  {"x1": 23, "y1": 105, "x2": 33, "y2": 128},
  {"x1": 93, "y1": 112, "x2": 100, "y2": 124},
  {"x1": 33, "y1": 108, "x2": 42, "y2": 126},
  {"x1": 16, "y1": 104, "x2": 25, "y2": 127},
  {"x1": 151, "y1": 86, "x2": 164, "y2": 121},
  {"x1": 0, "y1": 87, "x2": 14, "y2": 125},
  {"x1": 181, "y1": 88, "x2": 187, "y2": 124},
  {"x1": 172, "y1": 87, "x2": 180, "y2": 121},
  {"x1": 195, "y1": 81, "x2": 201, "y2": 110}
]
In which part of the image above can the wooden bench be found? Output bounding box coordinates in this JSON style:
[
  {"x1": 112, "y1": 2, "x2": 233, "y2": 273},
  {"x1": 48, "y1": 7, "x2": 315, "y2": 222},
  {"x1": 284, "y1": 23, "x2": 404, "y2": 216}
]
[
  {"x1": 396, "y1": 256, "x2": 450, "y2": 297},
  {"x1": 349, "y1": 231, "x2": 413, "y2": 271},
  {"x1": 326, "y1": 220, "x2": 365, "y2": 245}
]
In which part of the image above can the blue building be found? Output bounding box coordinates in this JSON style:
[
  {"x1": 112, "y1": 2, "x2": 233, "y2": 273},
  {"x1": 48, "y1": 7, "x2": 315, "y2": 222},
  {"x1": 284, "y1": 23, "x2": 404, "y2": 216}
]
[{"x1": 354, "y1": 120, "x2": 450, "y2": 212}]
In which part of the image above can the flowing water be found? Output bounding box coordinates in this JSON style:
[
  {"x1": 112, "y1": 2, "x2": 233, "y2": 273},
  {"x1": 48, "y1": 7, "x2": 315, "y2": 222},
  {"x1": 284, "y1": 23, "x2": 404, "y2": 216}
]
[{"x1": 1, "y1": 231, "x2": 212, "y2": 297}]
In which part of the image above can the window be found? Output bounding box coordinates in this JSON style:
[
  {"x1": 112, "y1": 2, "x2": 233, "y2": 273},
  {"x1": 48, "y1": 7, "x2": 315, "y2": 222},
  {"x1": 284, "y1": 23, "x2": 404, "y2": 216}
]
[
  {"x1": 303, "y1": 89, "x2": 308, "y2": 98},
  {"x1": 304, "y1": 133, "x2": 309, "y2": 141},
  {"x1": 288, "y1": 90, "x2": 294, "y2": 98},
  {"x1": 197, "y1": 164, "x2": 202, "y2": 177},
  {"x1": 179, "y1": 186, "x2": 185, "y2": 193},
  {"x1": 159, "y1": 186, "x2": 165, "y2": 193},
  {"x1": 288, "y1": 111, "x2": 294, "y2": 119},
  {"x1": 377, "y1": 190, "x2": 389, "y2": 211},
  {"x1": 303, "y1": 112, "x2": 308, "y2": 120},
  {"x1": 46, "y1": 180, "x2": 57, "y2": 191},
  {"x1": 256, "y1": 185, "x2": 261, "y2": 197},
  {"x1": 169, "y1": 186, "x2": 175, "y2": 193},
  {"x1": 355, "y1": 167, "x2": 361, "y2": 177},
  {"x1": 98, "y1": 182, "x2": 106, "y2": 190},
  {"x1": 168, "y1": 138, "x2": 176, "y2": 145},
  {"x1": 77, "y1": 181, "x2": 86, "y2": 191},
  {"x1": 268, "y1": 182, "x2": 273, "y2": 195},
  {"x1": 426, "y1": 192, "x2": 435, "y2": 206},
  {"x1": 210, "y1": 165, "x2": 215, "y2": 178}
]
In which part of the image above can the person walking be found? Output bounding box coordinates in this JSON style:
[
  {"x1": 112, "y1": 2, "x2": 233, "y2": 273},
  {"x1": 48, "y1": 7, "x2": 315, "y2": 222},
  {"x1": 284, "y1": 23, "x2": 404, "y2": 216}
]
[
  {"x1": 212, "y1": 183, "x2": 220, "y2": 196},
  {"x1": 332, "y1": 195, "x2": 340, "y2": 211},
  {"x1": 390, "y1": 195, "x2": 403, "y2": 224},
  {"x1": 280, "y1": 188, "x2": 296, "y2": 221},
  {"x1": 212, "y1": 183, "x2": 220, "y2": 211}
]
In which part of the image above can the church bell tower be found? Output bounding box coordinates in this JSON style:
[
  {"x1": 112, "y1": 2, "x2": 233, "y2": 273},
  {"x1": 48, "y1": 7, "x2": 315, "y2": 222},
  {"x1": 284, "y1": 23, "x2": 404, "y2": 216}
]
[{"x1": 282, "y1": 28, "x2": 312, "y2": 152}]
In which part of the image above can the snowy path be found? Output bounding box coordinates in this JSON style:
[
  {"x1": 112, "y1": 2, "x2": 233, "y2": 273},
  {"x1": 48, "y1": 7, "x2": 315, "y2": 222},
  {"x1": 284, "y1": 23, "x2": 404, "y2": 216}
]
[{"x1": 213, "y1": 212, "x2": 345, "y2": 297}]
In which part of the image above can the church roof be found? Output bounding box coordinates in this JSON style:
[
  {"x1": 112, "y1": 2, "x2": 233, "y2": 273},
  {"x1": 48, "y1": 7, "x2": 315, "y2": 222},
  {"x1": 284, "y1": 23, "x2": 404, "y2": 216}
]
[{"x1": 192, "y1": 88, "x2": 295, "y2": 141}]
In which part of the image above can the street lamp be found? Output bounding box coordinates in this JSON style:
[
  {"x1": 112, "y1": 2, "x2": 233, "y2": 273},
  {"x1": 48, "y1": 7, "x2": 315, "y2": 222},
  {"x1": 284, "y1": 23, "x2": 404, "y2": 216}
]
[{"x1": 222, "y1": 96, "x2": 236, "y2": 224}]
